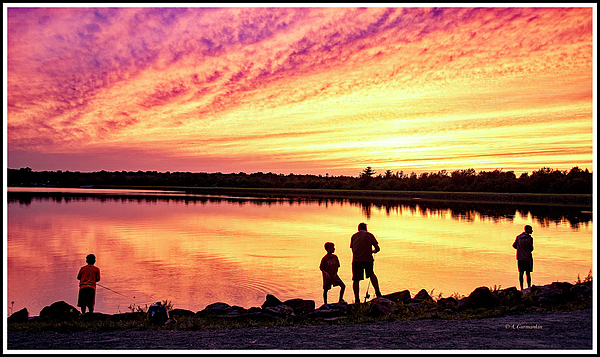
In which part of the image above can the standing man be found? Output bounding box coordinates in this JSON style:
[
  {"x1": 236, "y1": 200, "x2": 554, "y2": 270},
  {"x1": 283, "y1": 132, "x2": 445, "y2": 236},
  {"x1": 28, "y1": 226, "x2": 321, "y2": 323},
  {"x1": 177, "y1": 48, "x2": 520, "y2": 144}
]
[
  {"x1": 350, "y1": 222, "x2": 382, "y2": 304},
  {"x1": 512, "y1": 225, "x2": 534, "y2": 290}
]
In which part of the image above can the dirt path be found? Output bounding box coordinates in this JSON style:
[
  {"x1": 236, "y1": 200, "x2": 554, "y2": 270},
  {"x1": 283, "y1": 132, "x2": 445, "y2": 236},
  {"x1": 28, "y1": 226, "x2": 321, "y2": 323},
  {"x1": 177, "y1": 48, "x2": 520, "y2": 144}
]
[{"x1": 7, "y1": 308, "x2": 594, "y2": 350}]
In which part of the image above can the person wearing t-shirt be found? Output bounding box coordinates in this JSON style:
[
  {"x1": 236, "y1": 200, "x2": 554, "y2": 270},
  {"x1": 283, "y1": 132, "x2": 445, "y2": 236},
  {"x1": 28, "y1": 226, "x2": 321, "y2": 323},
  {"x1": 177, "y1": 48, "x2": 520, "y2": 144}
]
[
  {"x1": 320, "y1": 242, "x2": 346, "y2": 304},
  {"x1": 350, "y1": 222, "x2": 382, "y2": 304},
  {"x1": 77, "y1": 254, "x2": 101, "y2": 314}
]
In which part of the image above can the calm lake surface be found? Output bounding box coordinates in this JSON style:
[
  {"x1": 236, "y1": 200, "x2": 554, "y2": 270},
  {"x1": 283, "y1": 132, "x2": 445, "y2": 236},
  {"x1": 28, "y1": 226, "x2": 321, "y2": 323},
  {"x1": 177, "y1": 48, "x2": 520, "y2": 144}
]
[{"x1": 6, "y1": 188, "x2": 594, "y2": 316}]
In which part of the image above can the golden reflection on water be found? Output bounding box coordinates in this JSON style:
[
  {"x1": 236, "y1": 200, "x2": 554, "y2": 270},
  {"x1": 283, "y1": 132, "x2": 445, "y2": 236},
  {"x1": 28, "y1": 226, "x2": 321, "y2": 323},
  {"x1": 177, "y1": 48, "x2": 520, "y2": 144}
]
[{"x1": 6, "y1": 190, "x2": 593, "y2": 316}]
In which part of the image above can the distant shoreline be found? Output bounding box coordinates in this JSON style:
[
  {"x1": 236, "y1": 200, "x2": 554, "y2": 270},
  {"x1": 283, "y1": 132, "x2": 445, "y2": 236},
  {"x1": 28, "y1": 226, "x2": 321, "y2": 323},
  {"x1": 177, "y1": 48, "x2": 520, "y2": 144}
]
[{"x1": 10, "y1": 185, "x2": 592, "y2": 207}]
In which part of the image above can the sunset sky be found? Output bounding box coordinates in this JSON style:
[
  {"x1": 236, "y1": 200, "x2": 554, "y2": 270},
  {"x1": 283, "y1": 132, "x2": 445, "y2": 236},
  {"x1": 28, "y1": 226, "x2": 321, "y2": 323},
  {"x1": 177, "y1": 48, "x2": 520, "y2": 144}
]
[{"x1": 4, "y1": 5, "x2": 595, "y2": 176}]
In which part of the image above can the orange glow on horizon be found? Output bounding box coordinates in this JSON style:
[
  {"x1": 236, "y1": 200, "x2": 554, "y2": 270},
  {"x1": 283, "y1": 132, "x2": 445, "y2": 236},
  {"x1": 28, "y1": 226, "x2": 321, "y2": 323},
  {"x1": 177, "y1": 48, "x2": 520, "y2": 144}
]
[{"x1": 5, "y1": 6, "x2": 594, "y2": 176}]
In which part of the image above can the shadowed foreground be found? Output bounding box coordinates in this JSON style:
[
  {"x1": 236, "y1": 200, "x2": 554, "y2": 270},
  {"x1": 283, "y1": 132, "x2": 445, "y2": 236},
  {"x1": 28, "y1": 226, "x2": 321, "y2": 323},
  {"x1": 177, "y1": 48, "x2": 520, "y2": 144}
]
[{"x1": 7, "y1": 308, "x2": 593, "y2": 350}]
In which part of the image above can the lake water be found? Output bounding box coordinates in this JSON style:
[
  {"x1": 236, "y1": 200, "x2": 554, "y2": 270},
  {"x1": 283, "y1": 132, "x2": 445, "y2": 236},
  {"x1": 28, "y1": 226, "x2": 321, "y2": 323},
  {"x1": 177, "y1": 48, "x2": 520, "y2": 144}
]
[{"x1": 6, "y1": 188, "x2": 594, "y2": 317}]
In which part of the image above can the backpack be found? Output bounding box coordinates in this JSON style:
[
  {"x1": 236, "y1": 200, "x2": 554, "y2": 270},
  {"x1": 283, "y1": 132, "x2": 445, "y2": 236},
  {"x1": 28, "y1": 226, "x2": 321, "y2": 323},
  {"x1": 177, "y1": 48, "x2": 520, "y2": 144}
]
[{"x1": 147, "y1": 302, "x2": 169, "y2": 324}]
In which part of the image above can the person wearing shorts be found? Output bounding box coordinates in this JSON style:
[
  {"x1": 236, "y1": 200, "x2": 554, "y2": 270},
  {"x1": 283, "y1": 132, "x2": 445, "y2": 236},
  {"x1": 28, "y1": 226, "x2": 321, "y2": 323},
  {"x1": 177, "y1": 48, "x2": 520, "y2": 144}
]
[
  {"x1": 350, "y1": 222, "x2": 382, "y2": 303},
  {"x1": 512, "y1": 225, "x2": 534, "y2": 290},
  {"x1": 320, "y1": 242, "x2": 346, "y2": 304},
  {"x1": 77, "y1": 254, "x2": 101, "y2": 314}
]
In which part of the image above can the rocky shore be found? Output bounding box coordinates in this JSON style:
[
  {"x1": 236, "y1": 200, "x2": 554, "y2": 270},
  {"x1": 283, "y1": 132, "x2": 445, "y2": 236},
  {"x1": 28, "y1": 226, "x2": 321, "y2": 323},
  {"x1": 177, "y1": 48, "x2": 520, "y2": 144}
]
[{"x1": 7, "y1": 280, "x2": 594, "y2": 350}]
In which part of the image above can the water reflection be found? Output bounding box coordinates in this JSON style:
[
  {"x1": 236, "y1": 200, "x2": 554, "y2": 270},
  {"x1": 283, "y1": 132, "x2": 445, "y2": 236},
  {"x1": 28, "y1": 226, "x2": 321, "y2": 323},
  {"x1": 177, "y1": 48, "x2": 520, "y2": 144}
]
[
  {"x1": 6, "y1": 189, "x2": 593, "y2": 317},
  {"x1": 9, "y1": 190, "x2": 593, "y2": 229}
]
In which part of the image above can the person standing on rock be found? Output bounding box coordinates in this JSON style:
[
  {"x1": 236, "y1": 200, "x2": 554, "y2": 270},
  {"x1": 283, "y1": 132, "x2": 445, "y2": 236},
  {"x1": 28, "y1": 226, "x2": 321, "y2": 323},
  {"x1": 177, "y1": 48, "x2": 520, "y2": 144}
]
[
  {"x1": 513, "y1": 225, "x2": 534, "y2": 290},
  {"x1": 350, "y1": 222, "x2": 382, "y2": 304},
  {"x1": 77, "y1": 254, "x2": 101, "y2": 314},
  {"x1": 320, "y1": 242, "x2": 346, "y2": 304}
]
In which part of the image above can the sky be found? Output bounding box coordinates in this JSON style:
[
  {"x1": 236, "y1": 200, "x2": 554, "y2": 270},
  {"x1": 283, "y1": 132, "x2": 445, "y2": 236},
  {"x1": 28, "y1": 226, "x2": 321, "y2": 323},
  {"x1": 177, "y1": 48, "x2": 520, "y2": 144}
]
[{"x1": 4, "y1": 5, "x2": 596, "y2": 177}]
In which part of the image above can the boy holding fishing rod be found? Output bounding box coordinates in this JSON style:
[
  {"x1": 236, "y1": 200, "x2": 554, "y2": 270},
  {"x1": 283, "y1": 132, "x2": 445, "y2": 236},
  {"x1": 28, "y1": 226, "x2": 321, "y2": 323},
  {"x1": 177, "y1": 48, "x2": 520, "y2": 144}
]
[
  {"x1": 320, "y1": 242, "x2": 346, "y2": 304},
  {"x1": 77, "y1": 254, "x2": 101, "y2": 314}
]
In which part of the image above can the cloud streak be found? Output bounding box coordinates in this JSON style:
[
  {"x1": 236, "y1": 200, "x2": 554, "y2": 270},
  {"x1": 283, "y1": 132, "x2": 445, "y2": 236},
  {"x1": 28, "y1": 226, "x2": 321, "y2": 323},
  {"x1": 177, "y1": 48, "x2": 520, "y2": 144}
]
[{"x1": 6, "y1": 6, "x2": 594, "y2": 175}]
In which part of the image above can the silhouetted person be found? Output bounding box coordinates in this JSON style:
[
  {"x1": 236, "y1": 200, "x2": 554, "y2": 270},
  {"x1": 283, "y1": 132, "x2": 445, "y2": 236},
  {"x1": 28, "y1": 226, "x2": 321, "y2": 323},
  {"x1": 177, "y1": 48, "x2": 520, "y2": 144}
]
[
  {"x1": 350, "y1": 222, "x2": 382, "y2": 303},
  {"x1": 77, "y1": 254, "x2": 101, "y2": 314},
  {"x1": 320, "y1": 242, "x2": 346, "y2": 304},
  {"x1": 513, "y1": 225, "x2": 534, "y2": 290}
]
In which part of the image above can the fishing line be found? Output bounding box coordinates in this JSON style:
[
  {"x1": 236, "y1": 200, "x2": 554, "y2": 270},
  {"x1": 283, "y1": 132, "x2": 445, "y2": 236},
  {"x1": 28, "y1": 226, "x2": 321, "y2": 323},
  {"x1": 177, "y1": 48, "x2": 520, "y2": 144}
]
[{"x1": 96, "y1": 283, "x2": 135, "y2": 299}]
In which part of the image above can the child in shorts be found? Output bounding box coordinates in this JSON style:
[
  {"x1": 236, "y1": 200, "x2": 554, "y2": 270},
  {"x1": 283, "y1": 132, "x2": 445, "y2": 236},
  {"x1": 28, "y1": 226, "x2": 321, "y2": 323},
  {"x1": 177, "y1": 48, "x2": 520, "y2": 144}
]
[
  {"x1": 320, "y1": 242, "x2": 346, "y2": 304},
  {"x1": 77, "y1": 254, "x2": 101, "y2": 314}
]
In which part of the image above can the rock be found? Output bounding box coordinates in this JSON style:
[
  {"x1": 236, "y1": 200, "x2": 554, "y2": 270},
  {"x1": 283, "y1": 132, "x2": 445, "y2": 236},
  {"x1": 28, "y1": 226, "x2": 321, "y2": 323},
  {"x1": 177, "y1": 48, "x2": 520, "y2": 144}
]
[
  {"x1": 261, "y1": 294, "x2": 283, "y2": 310},
  {"x1": 283, "y1": 298, "x2": 315, "y2": 315},
  {"x1": 310, "y1": 307, "x2": 342, "y2": 319},
  {"x1": 382, "y1": 290, "x2": 411, "y2": 303},
  {"x1": 108, "y1": 312, "x2": 146, "y2": 321},
  {"x1": 310, "y1": 302, "x2": 349, "y2": 318},
  {"x1": 367, "y1": 298, "x2": 394, "y2": 318},
  {"x1": 534, "y1": 288, "x2": 565, "y2": 303},
  {"x1": 569, "y1": 284, "x2": 592, "y2": 300},
  {"x1": 170, "y1": 308, "x2": 195, "y2": 318},
  {"x1": 81, "y1": 312, "x2": 110, "y2": 321},
  {"x1": 497, "y1": 287, "x2": 522, "y2": 306},
  {"x1": 467, "y1": 287, "x2": 500, "y2": 308},
  {"x1": 407, "y1": 302, "x2": 422, "y2": 309},
  {"x1": 196, "y1": 302, "x2": 233, "y2": 317},
  {"x1": 323, "y1": 316, "x2": 347, "y2": 323},
  {"x1": 265, "y1": 304, "x2": 295, "y2": 317},
  {"x1": 436, "y1": 297, "x2": 458, "y2": 311},
  {"x1": 8, "y1": 308, "x2": 28, "y2": 324},
  {"x1": 247, "y1": 307, "x2": 263, "y2": 314},
  {"x1": 522, "y1": 285, "x2": 542, "y2": 297},
  {"x1": 456, "y1": 298, "x2": 475, "y2": 311},
  {"x1": 414, "y1": 289, "x2": 433, "y2": 301},
  {"x1": 550, "y1": 281, "x2": 573, "y2": 293},
  {"x1": 372, "y1": 297, "x2": 394, "y2": 305},
  {"x1": 39, "y1": 301, "x2": 80, "y2": 321},
  {"x1": 323, "y1": 302, "x2": 349, "y2": 311}
]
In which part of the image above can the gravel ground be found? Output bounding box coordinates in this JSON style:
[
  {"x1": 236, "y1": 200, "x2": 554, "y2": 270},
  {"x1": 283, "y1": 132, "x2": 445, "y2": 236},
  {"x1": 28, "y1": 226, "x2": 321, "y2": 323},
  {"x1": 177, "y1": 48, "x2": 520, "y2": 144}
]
[{"x1": 6, "y1": 308, "x2": 594, "y2": 351}]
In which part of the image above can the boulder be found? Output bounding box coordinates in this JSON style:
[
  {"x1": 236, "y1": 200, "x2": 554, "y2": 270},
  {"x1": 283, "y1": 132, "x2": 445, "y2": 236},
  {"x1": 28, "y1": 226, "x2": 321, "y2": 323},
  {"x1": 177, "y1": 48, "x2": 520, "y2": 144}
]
[
  {"x1": 550, "y1": 281, "x2": 573, "y2": 293},
  {"x1": 265, "y1": 304, "x2": 295, "y2": 317},
  {"x1": 569, "y1": 284, "x2": 592, "y2": 300},
  {"x1": 283, "y1": 298, "x2": 315, "y2": 315},
  {"x1": 39, "y1": 301, "x2": 80, "y2": 321},
  {"x1": 310, "y1": 307, "x2": 342, "y2": 319},
  {"x1": 170, "y1": 308, "x2": 195, "y2": 318},
  {"x1": 261, "y1": 294, "x2": 283, "y2": 310},
  {"x1": 414, "y1": 289, "x2": 433, "y2": 301},
  {"x1": 196, "y1": 302, "x2": 233, "y2": 317},
  {"x1": 497, "y1": 287, "x2": 522, "y2": 306},
  {"x1": 456, "y1": 298, "x2": 475, "y2": 312},
  {"x1": 406, "y1": 298, "x2": 424, "y2": 305},
  {"x1": 108, "y1": 312, "x2": 146, "y2": 322},
  {"x1": 522, "y1": 285, "x2": 542, "y2": 297},
  {"x1": 467, "y1": 287, "x2": 500, "y2": 308},
  {"x1": 383, "y1": 290, "x2": 411, "y2": 303},
  {"x1": 436, "y1": 297, "x2": 458, "y2": 311},
  {"x1": 534, "y1": 288, "x2": 565, "y2": 303},
  {"x1": 8, "y1": 308, "x2": 29, "y2": 324},
  {"x1": 81, "y1": 312, "x2": 111, "y2": 321},
  {"x1": 367, "y1": 298, "x2": 394, "y2": 318}
]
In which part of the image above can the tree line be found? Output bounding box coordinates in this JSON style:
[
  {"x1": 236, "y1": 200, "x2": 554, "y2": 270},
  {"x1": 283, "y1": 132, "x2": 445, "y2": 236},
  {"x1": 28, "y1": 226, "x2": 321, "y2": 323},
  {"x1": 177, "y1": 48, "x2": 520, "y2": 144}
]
[{"x1": 7, "y1": 166, "x2": 593, "y2": 194}]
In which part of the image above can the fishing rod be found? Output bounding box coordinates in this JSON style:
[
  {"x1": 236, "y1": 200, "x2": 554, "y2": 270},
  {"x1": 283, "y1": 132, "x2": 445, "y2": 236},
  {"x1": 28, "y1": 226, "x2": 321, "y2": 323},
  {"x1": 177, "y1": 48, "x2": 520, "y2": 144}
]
[
  {"x1": 364, "y1": 279, "x2": 371, "y2": 303},
  {"x1": 96, "y1": 283, "x2": 135, "y2": 299}
]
